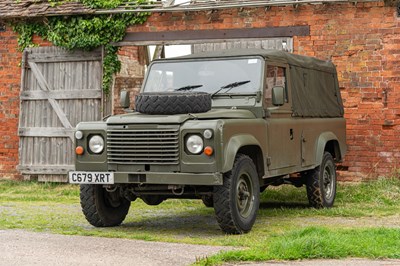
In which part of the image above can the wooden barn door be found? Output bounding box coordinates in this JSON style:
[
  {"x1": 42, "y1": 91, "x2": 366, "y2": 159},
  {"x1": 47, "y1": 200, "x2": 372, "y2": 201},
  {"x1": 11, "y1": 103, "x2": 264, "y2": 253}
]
[{"x1": 18, "y1": 47, "x2": 103, "y2": 182}]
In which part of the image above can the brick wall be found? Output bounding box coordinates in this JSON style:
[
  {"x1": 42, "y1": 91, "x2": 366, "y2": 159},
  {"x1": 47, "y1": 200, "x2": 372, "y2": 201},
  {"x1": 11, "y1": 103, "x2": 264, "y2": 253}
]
[
  {"x1": 113, "y1": 46, "x2": 146, "y2": 114},
  {"x1": 0, "y1": 26, "x2": 22, "y2": 179},
  {"x1": 0, "y1": 25, "x2": 51, "y2": 180},
  {"x1": 127, "y1": 1, "x2": 400, "y2": 180}
]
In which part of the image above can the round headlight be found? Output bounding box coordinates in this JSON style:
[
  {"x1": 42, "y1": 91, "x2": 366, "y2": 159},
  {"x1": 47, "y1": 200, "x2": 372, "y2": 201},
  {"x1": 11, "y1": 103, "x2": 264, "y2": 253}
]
[
  {"x1": 88, "y1": 135, "x2": 104, "y2": 154},
  {"x1": 186, "y1": 135, "x2": 203, "y2": 154},
  {"x1": 75, "y1": 130, "x2": 83, "y2": 140}
]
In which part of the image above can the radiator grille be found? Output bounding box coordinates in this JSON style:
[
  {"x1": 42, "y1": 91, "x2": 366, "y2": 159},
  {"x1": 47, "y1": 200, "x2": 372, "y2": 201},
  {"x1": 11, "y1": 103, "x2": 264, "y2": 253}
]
[{"x1": 107, "y1": 127, "x2": 179, "y2": 164}]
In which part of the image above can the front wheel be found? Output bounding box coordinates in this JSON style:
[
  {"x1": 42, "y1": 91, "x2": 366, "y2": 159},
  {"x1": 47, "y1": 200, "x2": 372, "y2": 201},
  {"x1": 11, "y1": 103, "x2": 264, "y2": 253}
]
[
  {"x1": 201, "y1": 195, "x2": 214, "y2": 208},
  {"x1": 213, "y1": 154, "x2": 260, "y2": 234},
  {"x1": 80, "y1": 185, "x2": 131, "y2": 227},
  {"x1": 306, "y1": 152, "x2": 337, "y2": 208}
]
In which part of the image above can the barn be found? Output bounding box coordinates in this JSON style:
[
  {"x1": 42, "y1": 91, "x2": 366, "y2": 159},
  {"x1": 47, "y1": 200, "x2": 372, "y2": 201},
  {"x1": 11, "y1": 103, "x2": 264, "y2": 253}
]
[{"x1": 0, "y1": 0, "x2": 399, "y2": 181}]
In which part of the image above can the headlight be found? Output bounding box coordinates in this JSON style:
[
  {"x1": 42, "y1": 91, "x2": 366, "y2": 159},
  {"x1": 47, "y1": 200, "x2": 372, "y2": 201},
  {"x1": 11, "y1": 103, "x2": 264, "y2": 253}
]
[
  {"x1": 88, "y1": 135, "x2": 104, "y2": 154},
  {"x1": 186, "y1": 135, "x2": 203, "y2": 154}
]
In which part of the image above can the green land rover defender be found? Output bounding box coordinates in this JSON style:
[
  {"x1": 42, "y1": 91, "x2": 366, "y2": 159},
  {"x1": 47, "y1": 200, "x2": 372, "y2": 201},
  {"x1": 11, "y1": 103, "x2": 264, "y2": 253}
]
[{"x1": 69, "y1": 49, "x2": 346, "y2": 234}]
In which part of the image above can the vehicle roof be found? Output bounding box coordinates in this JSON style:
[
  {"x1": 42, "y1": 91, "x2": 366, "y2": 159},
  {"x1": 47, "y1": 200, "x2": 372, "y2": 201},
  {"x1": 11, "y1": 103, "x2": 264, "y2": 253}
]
[{"x1": 156, "y1": 49, "x2": 336, "y2": 73}]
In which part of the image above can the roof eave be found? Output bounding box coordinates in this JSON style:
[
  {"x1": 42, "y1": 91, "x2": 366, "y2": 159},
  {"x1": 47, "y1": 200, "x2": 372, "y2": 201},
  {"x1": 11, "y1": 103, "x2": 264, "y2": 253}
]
[{"x1": 0, "y1": 0, "x2": 382, "y2": 20}]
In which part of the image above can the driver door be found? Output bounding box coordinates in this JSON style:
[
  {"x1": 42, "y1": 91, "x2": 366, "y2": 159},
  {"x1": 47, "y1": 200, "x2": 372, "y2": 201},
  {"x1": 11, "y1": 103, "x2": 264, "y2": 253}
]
[{"x1": 264, "y1": 64, "x2": 301, "y2": 172}]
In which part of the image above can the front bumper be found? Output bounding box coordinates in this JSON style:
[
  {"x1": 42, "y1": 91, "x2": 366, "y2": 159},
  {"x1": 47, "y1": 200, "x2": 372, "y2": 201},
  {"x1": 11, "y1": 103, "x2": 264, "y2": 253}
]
[{"x1": 114, "y1": 172, "x2": 222, "y2": 185}]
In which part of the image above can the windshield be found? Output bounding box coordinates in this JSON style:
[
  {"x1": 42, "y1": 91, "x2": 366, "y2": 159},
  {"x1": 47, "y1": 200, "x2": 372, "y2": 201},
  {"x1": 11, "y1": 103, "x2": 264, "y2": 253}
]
[{"x1": 143, "y1": 57, "x2": 263, "y2": 95}]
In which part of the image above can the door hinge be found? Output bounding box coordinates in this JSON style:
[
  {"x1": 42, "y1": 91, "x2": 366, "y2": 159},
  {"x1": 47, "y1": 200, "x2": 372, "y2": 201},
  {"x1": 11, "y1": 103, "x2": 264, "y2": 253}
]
[{"x1": 266, "y1": 157, "x2": 271, "y2": 166}]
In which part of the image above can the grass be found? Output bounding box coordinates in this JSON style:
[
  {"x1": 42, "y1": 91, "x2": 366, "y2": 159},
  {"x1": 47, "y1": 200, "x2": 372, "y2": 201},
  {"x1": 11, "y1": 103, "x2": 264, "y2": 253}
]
[{"x1": 0, "y1": 178, "x2": 399, "y2": 264}]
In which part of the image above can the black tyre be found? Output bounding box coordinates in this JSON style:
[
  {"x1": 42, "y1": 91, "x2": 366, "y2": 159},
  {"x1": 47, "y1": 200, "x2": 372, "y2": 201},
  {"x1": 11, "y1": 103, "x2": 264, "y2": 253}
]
[
  {"x1": 306, "y1": 152, "x2": 337, "y2": 208},
  {"x1": 141, "y1": 195, "x2": 165, "y2": 206},
  {"x1": 201, "y1": 195, "x2": 214, "y2": 208},
  {"x1": 213, "y1": 154, "x2": 260, "y2": 234},
  {"x1": 80, "y1": 185, "x2": 131, "y2": 227},
  {"x1": 135, "y1": 92, "x2": 211, "y2": 115}
]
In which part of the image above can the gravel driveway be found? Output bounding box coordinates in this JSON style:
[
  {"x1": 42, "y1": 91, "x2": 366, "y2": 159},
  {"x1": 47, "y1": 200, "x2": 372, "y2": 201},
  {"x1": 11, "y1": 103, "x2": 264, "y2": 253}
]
[{"x1": 0, "y1": 230, "x2": 232, "y2": 266}]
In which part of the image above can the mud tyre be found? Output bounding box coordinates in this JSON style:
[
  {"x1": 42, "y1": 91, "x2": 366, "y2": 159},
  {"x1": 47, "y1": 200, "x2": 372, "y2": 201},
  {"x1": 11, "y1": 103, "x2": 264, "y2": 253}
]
[
  {"x1": 80, "y1": 185, "x2": 131, "y2": 227},
  {"x1": 201, "y1": 195, "x2": 214, "y2": 208},
  {"x1": 213, "y1": 154, "x2": 260, "y2": 234},
  {"x1": 306, "y1": 152, "x2": 337, "y2": 208},
  {"x1": 135, "y1": 92, "x2": 211, "y2": 115}
]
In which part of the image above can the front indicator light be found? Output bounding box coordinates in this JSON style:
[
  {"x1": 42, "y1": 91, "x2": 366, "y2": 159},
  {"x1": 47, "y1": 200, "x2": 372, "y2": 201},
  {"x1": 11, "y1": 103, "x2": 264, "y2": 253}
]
[
  {"x1": 75, "y1": 146, "x2": 84, "y2": 155},
  {"x1": 204, "y1": 146, "x2": 213, "y2": 156}
]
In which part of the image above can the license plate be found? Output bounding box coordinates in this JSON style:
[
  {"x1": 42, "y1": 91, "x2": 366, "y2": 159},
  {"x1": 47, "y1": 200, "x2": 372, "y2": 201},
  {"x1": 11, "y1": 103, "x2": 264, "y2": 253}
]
[{"x1": 69, "y1": 172, "x2": 114, "y2": 184}]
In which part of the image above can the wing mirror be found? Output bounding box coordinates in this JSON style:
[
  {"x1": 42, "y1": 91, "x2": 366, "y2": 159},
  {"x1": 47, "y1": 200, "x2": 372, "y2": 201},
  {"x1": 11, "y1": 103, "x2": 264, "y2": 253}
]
[
  {"x1": 120, "y1": 90, "x2": 130, "y2": 109},
  {"x1": 272, "y1": 86, "x2": 285, "y2": 106}
]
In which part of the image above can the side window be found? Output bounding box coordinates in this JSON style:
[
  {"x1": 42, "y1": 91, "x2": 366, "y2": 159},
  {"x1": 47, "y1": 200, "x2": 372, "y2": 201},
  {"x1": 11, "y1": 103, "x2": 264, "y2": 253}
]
[{"x1": 265, "y1": 65, "x2": 287, "y2": 106}]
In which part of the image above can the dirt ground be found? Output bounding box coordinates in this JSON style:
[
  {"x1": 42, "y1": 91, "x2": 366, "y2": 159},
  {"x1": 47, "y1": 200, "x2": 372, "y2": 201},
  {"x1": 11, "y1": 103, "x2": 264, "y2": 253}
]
[{"x1": 1, "y1": 230, "x2": 399, "y2": 266}]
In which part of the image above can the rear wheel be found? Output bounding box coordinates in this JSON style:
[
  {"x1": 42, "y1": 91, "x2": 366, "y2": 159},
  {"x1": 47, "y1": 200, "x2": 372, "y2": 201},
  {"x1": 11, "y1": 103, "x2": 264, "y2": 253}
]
[
  {"x1": 306, "y1": 152, "x2": 337, "y2": 208},
  {"x1": 213, "y1": 154, "x2": 260, "y2": 234},
  {"x1": 80, "y1": 185, "x2": 130, "y2": 227}
]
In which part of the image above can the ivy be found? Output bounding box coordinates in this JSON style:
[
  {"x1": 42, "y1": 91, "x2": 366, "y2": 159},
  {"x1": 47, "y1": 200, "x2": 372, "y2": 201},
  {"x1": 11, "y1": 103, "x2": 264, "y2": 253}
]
[
  {"x1": 103, "y1": 45, "x2": 121, "y2": 94},
  {"x1": 12, "y1": 0, "x2": 150, "y2": 94}
]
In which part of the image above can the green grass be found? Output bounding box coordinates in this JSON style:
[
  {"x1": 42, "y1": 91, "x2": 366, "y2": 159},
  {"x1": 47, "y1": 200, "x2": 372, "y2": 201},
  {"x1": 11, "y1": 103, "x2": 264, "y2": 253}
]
[{"x1": 0, "y1": 178, "x2": 399, "y2": 264}]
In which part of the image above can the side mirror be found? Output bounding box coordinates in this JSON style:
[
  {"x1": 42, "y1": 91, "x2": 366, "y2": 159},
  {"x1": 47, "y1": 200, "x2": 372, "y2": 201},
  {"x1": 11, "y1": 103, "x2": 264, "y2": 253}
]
[
  {"x1": 272, "y1": 86, "x2": 285, "y2": 106},
  {"x1": 120, "y1": 90, "x2": 130, "y2": 109}
]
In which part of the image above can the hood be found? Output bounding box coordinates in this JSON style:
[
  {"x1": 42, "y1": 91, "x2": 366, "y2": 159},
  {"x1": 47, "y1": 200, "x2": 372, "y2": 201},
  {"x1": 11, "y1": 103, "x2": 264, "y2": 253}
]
[{"x1": 106, "y1": 109, "x2": 255, "y2": 125}]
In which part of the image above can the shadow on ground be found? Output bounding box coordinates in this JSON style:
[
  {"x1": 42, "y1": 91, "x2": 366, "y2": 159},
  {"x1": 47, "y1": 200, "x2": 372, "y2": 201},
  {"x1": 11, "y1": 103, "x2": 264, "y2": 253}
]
[{"x1": 113, "y1": 200, "x2": 312, "y2": 235}]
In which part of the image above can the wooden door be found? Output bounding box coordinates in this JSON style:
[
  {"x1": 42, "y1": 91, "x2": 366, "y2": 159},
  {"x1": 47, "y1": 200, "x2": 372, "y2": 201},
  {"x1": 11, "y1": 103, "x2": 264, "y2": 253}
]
[{"x1": 18, "y1": 47, "x2": 103, "y2": 182}]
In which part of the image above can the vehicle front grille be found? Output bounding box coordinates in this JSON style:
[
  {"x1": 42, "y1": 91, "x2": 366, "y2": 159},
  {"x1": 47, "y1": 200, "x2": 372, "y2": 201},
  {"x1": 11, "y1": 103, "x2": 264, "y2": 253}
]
[{"x1": 107, "y1": 126, "x2": 179, "y2": 165}]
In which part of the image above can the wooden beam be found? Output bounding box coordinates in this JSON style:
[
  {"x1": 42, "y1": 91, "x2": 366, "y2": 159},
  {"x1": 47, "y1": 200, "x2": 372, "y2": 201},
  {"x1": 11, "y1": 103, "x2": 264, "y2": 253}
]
[
  {"x1": 118, "y1": 26, "x2": 309, "y2": 45},
  {"x1": 27, "y1": 55, "x2": 102, "y2": 63},
  {"x1": 26, "y1": 48, "x2": 102, "y2": 63},
  {"x1": 18, "y1": 127, "x2": 74, "y2": 138},
  {"x1": 28, "y1": 62, "x2": 74, "y2": 135},
  {"x1": 152, "y1": 45, "x2": 165, "y2": 60},
  {"x1": 20, "y1": 90, "x2": 102, "y2": 100},
  {"x1": 17, "y1": 165, "x2": 74, "y2": 175}
]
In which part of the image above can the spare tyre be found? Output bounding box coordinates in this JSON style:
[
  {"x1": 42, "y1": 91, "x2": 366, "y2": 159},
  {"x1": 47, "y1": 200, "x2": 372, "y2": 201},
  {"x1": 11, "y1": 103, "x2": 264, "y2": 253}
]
[{"x1": 135, "y1": 92, "x2": 211, "y2": 115}]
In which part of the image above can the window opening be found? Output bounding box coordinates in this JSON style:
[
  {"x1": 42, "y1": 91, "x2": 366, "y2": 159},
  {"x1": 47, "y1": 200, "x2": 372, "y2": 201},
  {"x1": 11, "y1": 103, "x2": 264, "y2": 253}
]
[{"x1": 265, "y1": 65, "x2": 287, "y2": 106}]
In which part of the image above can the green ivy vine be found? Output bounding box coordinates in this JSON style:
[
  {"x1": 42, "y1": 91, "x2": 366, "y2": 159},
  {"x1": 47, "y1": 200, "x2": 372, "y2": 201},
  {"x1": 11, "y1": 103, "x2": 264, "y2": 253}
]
[{"x1": 12, "y1": 0, "x2": 150, "y2": 94}]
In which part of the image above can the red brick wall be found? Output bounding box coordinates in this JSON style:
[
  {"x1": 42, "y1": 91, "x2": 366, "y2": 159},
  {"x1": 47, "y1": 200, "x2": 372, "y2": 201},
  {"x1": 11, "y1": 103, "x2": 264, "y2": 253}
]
[
  {"x1": 114, "y1": 46, "x2": 146, "y2": 114},
  {"x1": 0, "y1": 26, "x2": 51, "y2": 179},
  {"x1": 127, "y1": 1, "x2": 400, "y2": 180},
  {"x1": 0, "y1": 27, "x2": 22, "y2": 179}
]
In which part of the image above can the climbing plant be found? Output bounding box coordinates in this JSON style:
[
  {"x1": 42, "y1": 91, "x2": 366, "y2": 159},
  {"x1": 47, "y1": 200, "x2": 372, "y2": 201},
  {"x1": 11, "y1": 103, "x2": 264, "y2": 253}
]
[{"x1": 12, "y1": 0, "x2": 150, "y2": 94}]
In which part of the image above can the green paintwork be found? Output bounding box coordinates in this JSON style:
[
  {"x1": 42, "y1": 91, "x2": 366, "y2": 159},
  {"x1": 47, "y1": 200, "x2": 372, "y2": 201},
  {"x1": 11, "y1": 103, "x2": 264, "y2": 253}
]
[
  {"x1": 106, "y1": 108, "x2": 256, "y2": 124},
  {"x1": 113, "y1": 172, "x2": 223, "y2": 185},
  {"x1": 72, "y1": 49, "x2": 346, "y2": 187}
]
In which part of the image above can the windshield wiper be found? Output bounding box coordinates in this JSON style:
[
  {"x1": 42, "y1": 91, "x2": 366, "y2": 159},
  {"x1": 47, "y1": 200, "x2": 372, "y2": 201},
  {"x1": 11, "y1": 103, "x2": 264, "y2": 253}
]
[
  {"x1": 175, "y1": 85, "x2": 203, "y2": 91},
  {"x1": 211, "y1": 80, "x2": 251, "y2": 97}
]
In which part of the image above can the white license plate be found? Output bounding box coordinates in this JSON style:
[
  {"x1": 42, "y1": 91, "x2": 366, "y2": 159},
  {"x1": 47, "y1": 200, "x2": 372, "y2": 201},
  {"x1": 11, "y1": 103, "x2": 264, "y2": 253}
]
[{"x1": 69, "y1": 172, "x2": 114, "y2": 184}]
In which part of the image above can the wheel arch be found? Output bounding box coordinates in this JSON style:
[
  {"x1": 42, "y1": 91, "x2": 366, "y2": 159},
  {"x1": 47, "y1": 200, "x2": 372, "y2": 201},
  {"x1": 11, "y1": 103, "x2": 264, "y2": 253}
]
[
  {"x1": 315, "y1": 132, "x2": 343, "y2": 165},
  {"x1": 222, "y1": 135, "x2": 264, "y2": 179}
]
